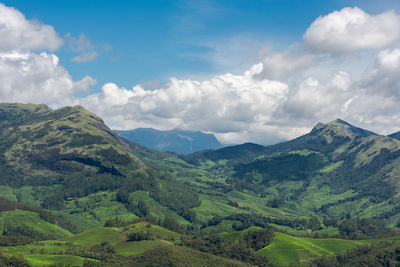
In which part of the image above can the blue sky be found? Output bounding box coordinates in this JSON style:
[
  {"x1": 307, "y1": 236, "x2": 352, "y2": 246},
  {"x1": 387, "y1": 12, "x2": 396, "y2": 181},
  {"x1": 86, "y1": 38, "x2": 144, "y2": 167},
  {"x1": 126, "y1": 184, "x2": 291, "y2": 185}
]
[
  {"x1": 4, "y1": 0, "x2": 400, "y2": 89},
  {"x1": 2, "y1": 0, "x2": 400, "y2": 144}
]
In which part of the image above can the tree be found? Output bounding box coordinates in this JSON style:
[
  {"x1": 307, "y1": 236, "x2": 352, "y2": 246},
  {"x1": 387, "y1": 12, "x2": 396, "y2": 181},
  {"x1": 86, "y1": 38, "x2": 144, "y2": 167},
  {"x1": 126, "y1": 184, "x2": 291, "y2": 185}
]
[{"x1": 240, "y1": 228, "x2": 275, "y2": 251}]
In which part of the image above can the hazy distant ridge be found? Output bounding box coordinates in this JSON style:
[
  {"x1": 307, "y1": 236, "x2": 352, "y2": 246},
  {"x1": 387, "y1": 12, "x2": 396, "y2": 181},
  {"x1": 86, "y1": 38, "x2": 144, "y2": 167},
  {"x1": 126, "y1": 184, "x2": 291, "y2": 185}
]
[{"x1": 115, "y1": 128, "x2": 223, "y2": 154}]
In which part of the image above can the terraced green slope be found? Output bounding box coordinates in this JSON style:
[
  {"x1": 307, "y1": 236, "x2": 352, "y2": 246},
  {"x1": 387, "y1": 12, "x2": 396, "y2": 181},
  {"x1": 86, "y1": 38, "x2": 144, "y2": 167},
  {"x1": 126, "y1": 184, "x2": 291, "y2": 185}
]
[
  {"x1": 0, "y1": 210, "x2": 72, "y2": 239},
  {"x1": 0, "y1": 223, "x2": 249, "y2": 266},
  {"x1": 179, "y1": 119, "x2": 400, "y2": 227},
  {"x1": 258, "y1": 232, "x2": 365, "y2": 265}
]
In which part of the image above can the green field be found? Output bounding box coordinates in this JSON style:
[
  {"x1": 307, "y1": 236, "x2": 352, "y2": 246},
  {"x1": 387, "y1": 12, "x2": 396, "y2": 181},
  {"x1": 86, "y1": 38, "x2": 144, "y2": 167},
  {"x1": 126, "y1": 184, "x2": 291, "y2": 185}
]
[
  {"x1": 0, "y1": 210, "x2": 72, "y2": 239},
  {"x1": 2, "y1": 220, "x2": 400, "y2": 266},
  {"x1": 0, "y1": 222, "x2": 183, "y2": 266},
  {"x1": 258, "y1": 232, "x2": 367, "y2": 265}
]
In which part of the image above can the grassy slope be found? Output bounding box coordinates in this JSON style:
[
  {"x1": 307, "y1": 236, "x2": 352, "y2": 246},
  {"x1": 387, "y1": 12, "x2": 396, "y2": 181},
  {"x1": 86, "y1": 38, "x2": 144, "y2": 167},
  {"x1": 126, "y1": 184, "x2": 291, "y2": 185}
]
[
  {"x1": 0, "y1": 103, "x2": 144, "y2": 178},
  {"x1": 2, "y1": 222, "x2": 400, "y2": 266},
  {"x1": 257, "y1": 232, "x2": 391, "y2": 265},
  {"x1": 0, "y1": 210, "x2": 72, "y2": 239},
  {"x1": 1, "y1": 223, "x2": 181, "y2": 266}
]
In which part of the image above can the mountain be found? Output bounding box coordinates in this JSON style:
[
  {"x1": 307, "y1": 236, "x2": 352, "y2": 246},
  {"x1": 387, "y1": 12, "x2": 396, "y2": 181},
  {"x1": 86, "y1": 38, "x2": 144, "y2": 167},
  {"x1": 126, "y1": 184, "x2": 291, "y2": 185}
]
[
  {"x1": 3, "y1": 105, "x2": 400, "y2": 265},
  {"x1": 180, "y1": 118, "x2": 400, "y2": 227},
  {"x1": 0, "y1": 103, "x2": 200, "y2": 230},
  {"x1": 3, "y1": 105, "x2": 400, "y2": 230},
  {"x1": 115, "y1": 128, "x2": 223, "y2": 154},
  {"x1": 0, "y1": 103, "x2": 144, "y2": 182},
  {"x1": 389, "y1": 131, "x2": 400, "y2": 140}
]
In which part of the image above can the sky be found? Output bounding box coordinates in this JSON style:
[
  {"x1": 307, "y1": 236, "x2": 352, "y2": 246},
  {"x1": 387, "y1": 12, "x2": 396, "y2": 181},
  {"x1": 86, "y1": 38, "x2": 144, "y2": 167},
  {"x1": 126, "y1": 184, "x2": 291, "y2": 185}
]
[{"x1": 1, "y1": 0, "x2": 400, "y2": 145}]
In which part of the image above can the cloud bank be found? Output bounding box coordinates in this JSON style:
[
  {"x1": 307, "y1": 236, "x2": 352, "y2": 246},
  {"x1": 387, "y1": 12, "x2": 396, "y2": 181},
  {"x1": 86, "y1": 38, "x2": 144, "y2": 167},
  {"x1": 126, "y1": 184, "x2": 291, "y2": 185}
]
[{"x1": 1, "y1": 4, "x2": 400, "y2": 144}]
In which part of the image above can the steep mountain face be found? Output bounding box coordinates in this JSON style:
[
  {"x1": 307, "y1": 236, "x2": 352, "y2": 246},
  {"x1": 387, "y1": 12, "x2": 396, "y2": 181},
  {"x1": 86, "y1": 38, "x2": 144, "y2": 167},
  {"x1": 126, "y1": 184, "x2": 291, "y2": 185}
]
[
  {"x1": 115, "y1": 128, "x2": 223, "y2": 154},
  {"x1": 0, "y1": 103, "x2": 200, "y2": 228},
  {"x1": 0, "y1": 103, "x2": 144, "y2": 184},
  {"x1": 180, "y1": 119, "x2": 400, "y2": 225}
]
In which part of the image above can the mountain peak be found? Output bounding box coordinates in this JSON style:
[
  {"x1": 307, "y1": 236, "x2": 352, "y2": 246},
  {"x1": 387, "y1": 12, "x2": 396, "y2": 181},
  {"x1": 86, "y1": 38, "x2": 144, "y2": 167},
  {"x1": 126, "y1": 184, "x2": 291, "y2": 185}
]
[
  {"x1": 332, "y1": 118, "x2": 351, "y2": 125},
  {"x1": 311, "y1": 118, "x2": 376, "y2": 141}
]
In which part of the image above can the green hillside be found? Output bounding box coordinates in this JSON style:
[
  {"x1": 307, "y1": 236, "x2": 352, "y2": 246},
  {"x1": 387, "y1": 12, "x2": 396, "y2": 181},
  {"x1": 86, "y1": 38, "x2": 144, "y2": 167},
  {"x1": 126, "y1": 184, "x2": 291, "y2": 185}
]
[
  {"x1": 0, "y1": 222, "x2": 256, "y2": 266},
  {"x1": 2, "y1": 103, "x2": 400, "y2": 265},
  {"x1": 179, "y1": 119, "x2": 400, "y2": 230},
  {"x1": 0, "y1": 103, "x2": 200, "y2": 228},
  {"x1": 0, "y1": 210, "x2": 72, "y2": 239},
  {"x1": 259, "y1": 232, "x2": 365, "y2": 265}
]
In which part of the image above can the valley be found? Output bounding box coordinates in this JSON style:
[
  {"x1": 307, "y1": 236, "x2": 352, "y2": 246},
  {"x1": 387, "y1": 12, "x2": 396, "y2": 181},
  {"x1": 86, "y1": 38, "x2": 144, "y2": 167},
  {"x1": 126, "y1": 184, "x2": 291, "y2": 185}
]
[{"x1": 1, "y1": 103, "x2": 400, "y2": 266}]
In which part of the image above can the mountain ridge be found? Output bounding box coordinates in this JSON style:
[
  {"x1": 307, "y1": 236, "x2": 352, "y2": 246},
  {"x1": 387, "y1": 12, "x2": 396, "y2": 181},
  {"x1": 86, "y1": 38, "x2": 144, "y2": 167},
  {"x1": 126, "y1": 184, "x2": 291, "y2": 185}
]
[
  {"x1": 115, "y1": 127, "x2": 223, "y2": 154},
  {"x1": 2, "y1": 105, "x2": 400, "y2": 241}
]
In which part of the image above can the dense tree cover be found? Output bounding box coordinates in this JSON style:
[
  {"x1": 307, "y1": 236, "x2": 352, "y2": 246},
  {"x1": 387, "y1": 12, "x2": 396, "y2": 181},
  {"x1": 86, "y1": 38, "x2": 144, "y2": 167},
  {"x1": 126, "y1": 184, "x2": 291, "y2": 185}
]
[
  {"x1": 234, "y1": 153, "x2": 327, "y2": 183},
  {"x1": 0, "y1": 253, "x2": 29, "y2": 267},
  {"x1": 127, "y1": 230, "x2": 154, "y2": 241},
  {"x1": 322, "y1": 217, "x2": 393, "y2": 239},
  {"x1": 307, "y1": 242, "x2": 400, "y2": 267},
  {"x1": 82, "y1": 244, "x2": 253, "y2": 267},
  {"x1": 65, "y1": 242, "x2": 117, "y2": 262},
  {"x1": 37, "y1": 168, "x2": 200, "y2": 223},
  {"x1": 240, "y1": 228, "x2": 275, "y2": 251},
  {"x1": 204, "y1": 213, "x2": 321, "y2": 232},
  {"x1": 104, "y1": 216, "x2": 160, "y2": 228},
  {"x1": 181, "y1": 233, "x2": 273, "y2": 266}
]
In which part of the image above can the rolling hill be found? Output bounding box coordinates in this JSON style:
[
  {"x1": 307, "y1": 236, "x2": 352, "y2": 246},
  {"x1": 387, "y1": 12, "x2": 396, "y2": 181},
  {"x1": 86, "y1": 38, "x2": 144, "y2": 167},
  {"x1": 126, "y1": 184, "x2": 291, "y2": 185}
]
[
  {"x1": 2, "y1": 103, "x2": 400, "y2": 265},
  {"x1": 179, "y1": 119, "x2": 400, "y2": 227}
]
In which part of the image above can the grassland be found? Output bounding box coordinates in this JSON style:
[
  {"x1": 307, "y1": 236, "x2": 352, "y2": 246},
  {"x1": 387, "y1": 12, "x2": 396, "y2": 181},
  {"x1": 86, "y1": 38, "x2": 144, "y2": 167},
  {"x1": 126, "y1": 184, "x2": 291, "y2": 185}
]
[
  {"x1": 0, "y1": 210, "x2": 72, "y2": 239},
  {"x1": 257, "y1": 232, "x2": 388, "y2": 265},
  {"x1": 1, "y1": 218, "x2": 400, "y2": 266},
  {"x1": 0, "y1": 222, "x2": 181, "y2": 266}
]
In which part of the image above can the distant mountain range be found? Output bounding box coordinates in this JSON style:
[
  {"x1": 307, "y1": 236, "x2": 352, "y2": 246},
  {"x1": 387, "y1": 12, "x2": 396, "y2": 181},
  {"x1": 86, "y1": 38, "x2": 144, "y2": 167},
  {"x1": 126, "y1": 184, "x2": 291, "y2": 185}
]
[
  {"x1": 389, "y1": 131, "x2": 400, "y2": 140},
  {"x1": 115, "y1": 128, "x2": 223, "y2": 154}
]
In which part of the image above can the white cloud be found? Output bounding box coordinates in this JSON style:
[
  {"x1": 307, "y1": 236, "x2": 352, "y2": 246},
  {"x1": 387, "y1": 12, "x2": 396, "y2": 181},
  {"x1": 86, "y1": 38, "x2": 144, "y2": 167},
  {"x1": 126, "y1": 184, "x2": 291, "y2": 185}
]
[
  {"x1": 65, "y1": 33, "x2": 94, "y2": 52},
  {"x1": 3, "y1": 3, "x2": 400, "y2": 145},
  {"x1": 65, "y1": 33, "x2": 100, "y2": 62},
  {"x1": 360, "y1": 49, "x2": 400, "y2": 98},
  {"x1": 0, "y1": 3, "x2": 62, "y2": 52},
  {"x1": 0, "y1": 5, "x2": 96, "y2": 106},
  {"x1": 283, "y1": 71, "x2": 352, "y2": 120},
  {"x1": 256, "y1": 45, "x2": 316, "y2": 80},
  {"x1": 0, "y1": 52, "x2": 95, "y2": 104},
  {"x1": 71, "y1": 51, "x2": 98, "y2": 62},
  {"x1": 77, "y1": 63, "x2": 290, "y2": 144},
  {"x1": 304, "y1": 7, "x2": 400, "y2": 54}
]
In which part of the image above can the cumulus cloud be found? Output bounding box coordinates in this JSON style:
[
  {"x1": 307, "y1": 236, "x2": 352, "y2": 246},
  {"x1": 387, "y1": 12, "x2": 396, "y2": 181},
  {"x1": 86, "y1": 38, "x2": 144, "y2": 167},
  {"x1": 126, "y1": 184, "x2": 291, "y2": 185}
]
[
  {"x1": 0, "y1": 4, "x2": 96, "y2": 107},
  {"x1": 73, "y1": 41, "x2": 400, "y2": 144},
  {"x1": 76, "y1": 63, "x2": 289, "y2": 144},
  {"x1": 0, "y1": 52, "x2": 95, "y2": 104},
  {"x1": 3, "y1": 3, "x2": 400, "y2": 144},
  {"x1": 256, "y1": 45, "x2": 316, "y2": 80},
  {"x1": 360, "y1": 49, "x2": 400, "y2": 98},
  {"x1": 0, "y1": 3, "x2": 62, "y2": 52},
  {"x1": 304, "y1": 7, "x2": 400, "y2": 54}
]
